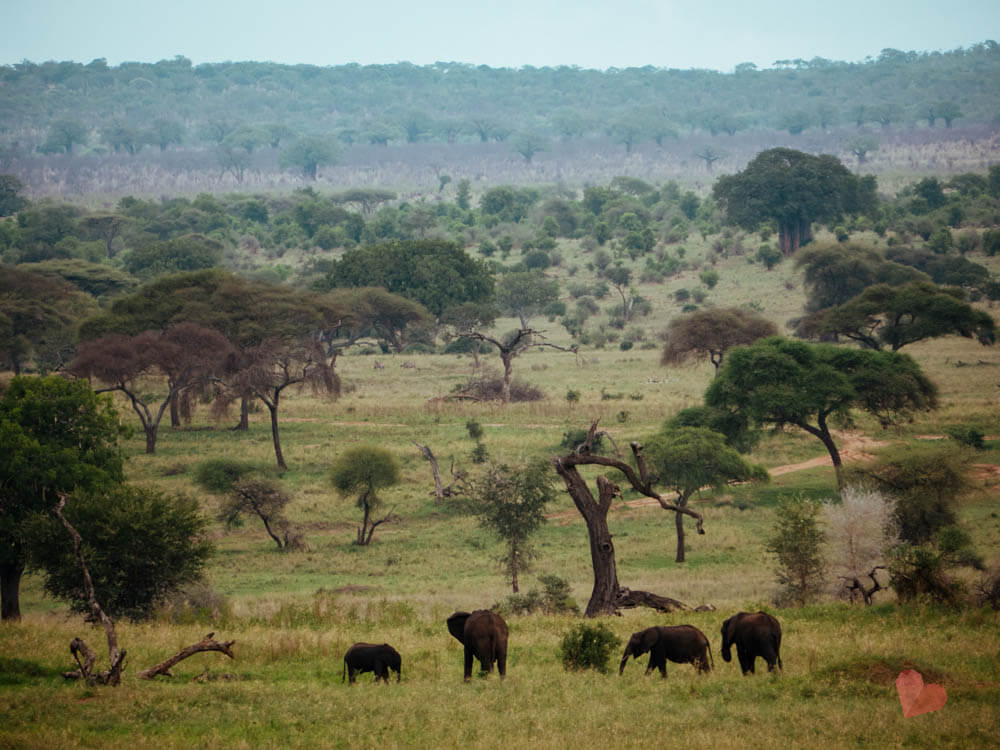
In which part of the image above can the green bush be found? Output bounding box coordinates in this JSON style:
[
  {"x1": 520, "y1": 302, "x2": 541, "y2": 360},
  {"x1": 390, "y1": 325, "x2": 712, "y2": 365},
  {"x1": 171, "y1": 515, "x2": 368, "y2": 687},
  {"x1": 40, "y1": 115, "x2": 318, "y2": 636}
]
[
  {"x1": 559, "y1": 622, "x2": 621, "y2": 673},
  {"x1": 193, "y1": 458, "x2": 258, "y2": 493},
  {"x1": 946, "y1": 425, "x2": 986, "y2": 450}
]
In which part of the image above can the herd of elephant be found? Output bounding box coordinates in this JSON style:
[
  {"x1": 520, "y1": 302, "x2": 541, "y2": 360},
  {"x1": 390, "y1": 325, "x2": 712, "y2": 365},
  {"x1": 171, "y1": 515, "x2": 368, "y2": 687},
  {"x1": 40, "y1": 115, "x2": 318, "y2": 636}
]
[{"x1": 341, "y1": 609, "x2": 783, "y2": 684}]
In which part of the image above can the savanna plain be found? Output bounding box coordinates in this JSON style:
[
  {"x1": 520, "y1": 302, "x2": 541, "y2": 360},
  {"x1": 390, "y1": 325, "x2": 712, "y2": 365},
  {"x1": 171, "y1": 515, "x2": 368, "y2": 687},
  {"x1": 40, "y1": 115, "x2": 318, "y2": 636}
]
[{"x1": 3, "y1": 234, "x2": 1000, "y2": 750}]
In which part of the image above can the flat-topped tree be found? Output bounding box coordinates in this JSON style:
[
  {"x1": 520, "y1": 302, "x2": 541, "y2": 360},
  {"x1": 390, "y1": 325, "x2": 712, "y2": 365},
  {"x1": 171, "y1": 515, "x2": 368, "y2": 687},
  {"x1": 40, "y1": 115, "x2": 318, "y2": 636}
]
[
  {"x1": 706, "y1": 337, "x2": 937, "y2": 490},
  {"x1": 69, "y1": 323, "x2": 233, "y2": 454},
  {"x1": 553, "y1": 421, "x2": 705, "y2": 617}
]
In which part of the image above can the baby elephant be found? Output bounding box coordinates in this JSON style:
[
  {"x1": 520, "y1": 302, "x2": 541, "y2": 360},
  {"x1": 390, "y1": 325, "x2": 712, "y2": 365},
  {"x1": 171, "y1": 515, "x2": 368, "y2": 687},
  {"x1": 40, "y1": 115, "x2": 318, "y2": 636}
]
[
  {"x1": 721, "y1": 611, "x2": 782, "y2": 675},
  {"x1": 619, "y1": 624, "x2": 713, "y2": 677},
  {"x1": 342, "y1": 642, "x2": 401, "y2": 684}
]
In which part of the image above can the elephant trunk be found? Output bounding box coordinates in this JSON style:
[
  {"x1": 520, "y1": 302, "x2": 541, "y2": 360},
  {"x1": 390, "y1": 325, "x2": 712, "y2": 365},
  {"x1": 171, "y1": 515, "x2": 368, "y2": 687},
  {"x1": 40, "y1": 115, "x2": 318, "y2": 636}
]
[
  {"x1": 618, "y1": 648, "x2": 633, "y2": 675},
  {"x1": 721, "y1": 641, "x2": 732, "y2": 662}
]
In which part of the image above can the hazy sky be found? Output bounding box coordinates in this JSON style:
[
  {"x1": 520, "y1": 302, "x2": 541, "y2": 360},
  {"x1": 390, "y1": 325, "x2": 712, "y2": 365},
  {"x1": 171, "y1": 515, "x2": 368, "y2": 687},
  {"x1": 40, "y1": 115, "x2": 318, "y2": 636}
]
[{"x1": 5, "y1": 0, "x2": 998, "y2": 72}]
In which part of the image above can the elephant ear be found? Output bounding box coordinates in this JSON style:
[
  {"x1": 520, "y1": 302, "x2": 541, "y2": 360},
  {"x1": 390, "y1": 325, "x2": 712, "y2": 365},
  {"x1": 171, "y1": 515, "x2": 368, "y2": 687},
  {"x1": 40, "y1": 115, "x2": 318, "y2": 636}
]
[
  {"x1": 640, "y1": 628, "x2": 660, "y2": 653},
  {"x1": 447, "y1": 611, "x2": 471, "y2": 644}
]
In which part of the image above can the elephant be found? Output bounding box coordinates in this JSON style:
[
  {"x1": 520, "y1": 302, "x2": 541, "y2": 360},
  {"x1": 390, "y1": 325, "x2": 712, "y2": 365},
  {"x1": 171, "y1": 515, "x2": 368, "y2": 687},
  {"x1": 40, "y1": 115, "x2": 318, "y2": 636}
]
[
  {"x1": 342, "y1": 642, "x2": 401, "y2": 684},
  {"x1": 618, "y1": 624, "x2": 713, "y2": 677},
  {"x1": 720, "y1": 611, "x2": 783, "y2": 674},
  {"x1": 446, "y1": 609, "x2": 509, "y2": 681}
]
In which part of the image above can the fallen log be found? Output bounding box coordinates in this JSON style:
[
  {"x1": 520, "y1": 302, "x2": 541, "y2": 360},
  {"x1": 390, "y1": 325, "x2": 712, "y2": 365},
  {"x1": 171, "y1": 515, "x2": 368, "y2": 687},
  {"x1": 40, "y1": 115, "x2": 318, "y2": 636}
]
[{"x1": 137, "y1": 632, "x2": 236, "y2": 680}]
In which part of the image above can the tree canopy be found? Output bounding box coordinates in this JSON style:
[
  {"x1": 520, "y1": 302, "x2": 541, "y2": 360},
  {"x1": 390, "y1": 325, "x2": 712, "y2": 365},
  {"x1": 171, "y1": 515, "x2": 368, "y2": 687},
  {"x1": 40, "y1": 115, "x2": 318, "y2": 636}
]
[
  {"x1": 713, "y1": 148, "x2": 876, "y2": 255},
  {"x1": 0, "y1": 375, "x2": 125, "y2": 620},
  {"x1": 705, "y1": 337, "x2": 937, "y2": 488},
  {"x1": 25, "y1": 484, "x2": 212, "y2": 621},
  {"x1": 314, "y1": 239, "x2": 495, "y2": 317},
  {"x1": 660, "y1": 306, "x2": 778, "y2": 372},
  {"x1": 806, "y1": 281, "x2": 996, "y2": 350}
]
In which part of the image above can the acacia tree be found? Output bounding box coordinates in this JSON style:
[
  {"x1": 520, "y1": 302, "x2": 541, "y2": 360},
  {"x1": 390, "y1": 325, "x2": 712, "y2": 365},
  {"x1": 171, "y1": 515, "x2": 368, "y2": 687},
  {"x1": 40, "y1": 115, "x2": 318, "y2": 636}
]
[
  {"x1": 706, "y1": 337, "x2": 938, "y2": 489},
  {"x1": 218, "y1": 478, "x2": 301, "y2": 551},
  {"x1": 553, "y1": 422, "x2": 706, "y2": 617},
  {"x1": 69, "y1": 323, "x2": 233, "y2": 454},
  {"x1": 496, "y1": 271, "x2": 560, "y2": 329},
  {"x1": 808, "y1": 281, "x2": 996, "y2": 351},
  {"x1": 0, "y1": 266, "x2": 97, "y2": 374},
  {"x1": 645, "y1": 427, "x2": 767, "y2": 562},
  {"x1": 227, "y1": 337, "x2": 339, "y2": 470},
  {"x1": 713, "y1": 148, "x2": 875, "y2": 255},
  {"x1": 330, "y1": 446, "x2": 400, "y2": 546},
  {"x1": 0, "y1": 376, "x2": 124, "y2": 620},
  {"x1": 660, "y1": 306, "x2": 777, "y2": 373},
  {"x1": 469, "y1": 459, "x2": 557, "y2": 593}
]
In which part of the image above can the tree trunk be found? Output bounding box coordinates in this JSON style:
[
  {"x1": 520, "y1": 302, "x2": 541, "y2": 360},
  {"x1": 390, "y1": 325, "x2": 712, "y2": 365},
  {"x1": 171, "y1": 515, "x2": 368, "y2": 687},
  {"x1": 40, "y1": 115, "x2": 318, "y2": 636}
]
[
  {"x1": 675, "y1": 507, "x2": 686, "y2": 563},
  {"x1": 267, "y1": 394, "x2": 286, "y2": 470},
  {"x1": 500, "y1": 352, "x2": 514, "y2": 404},
  {"x1": 233, "y1": 396, "x2": 249, "y2": 431},
  {"x1": 144, "y1": 424, "x2": 158, "y2": 454},
  {"x1": 554, "y1": 459, "x2": 621, "y2": 617},
  {"x1": 169, "y1": 395, "x2": 181, "y2": 428},
  {"x1": 0, "y1": 559, "x2": 23, "y2": 621},
  {"x1": 800, "y1": 417, "x2": 844, "y2": 490}
]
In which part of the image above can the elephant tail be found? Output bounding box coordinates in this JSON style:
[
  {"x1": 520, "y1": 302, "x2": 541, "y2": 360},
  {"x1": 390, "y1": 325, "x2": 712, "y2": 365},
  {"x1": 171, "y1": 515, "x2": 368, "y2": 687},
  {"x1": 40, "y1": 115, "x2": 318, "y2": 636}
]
[
  {"x1": 707, "y1": 642, "x2": 715, "y2": 671},
  {"x1": 341, "y1": 659, "x2": 347, "y2": 683}
]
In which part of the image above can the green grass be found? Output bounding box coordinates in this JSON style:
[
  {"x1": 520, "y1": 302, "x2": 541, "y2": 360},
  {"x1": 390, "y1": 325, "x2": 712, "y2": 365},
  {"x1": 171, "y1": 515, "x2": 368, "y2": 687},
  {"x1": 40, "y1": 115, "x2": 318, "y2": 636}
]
[{"x1": 5, "y1": 241, "x2": 1000, "y2": 749}]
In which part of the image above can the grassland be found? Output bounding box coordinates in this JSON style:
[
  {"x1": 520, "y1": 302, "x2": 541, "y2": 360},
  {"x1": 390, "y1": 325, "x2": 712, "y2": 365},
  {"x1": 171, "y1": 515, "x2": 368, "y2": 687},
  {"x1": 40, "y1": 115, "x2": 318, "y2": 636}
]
[{"x1": 3, "y1": 238, "x2": 1000, "y2": 749}]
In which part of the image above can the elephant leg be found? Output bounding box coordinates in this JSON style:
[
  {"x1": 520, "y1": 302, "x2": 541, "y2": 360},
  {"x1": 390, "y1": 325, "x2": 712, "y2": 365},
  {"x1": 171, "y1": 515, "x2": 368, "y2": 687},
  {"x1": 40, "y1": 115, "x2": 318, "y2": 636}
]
[
  {"x1": 464, "y1": 646, "x2": 474, "y2": 681},
  {"x1": 497, "y1": 649, "x2": 507, "y2": 679},
  {"x1": 738, "y1": 651, "x2": 754, "y2": 675},
  {"x1": 348, "y1": 666, "x2": 357, "y2": 684}
]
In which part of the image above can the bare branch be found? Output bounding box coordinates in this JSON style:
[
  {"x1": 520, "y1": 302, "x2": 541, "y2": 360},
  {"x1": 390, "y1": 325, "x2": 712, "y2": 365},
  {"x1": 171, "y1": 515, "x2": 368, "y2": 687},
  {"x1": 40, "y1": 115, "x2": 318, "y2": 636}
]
[{"x1": 137, "y1": 633, "x2": 236, "y2": 680}]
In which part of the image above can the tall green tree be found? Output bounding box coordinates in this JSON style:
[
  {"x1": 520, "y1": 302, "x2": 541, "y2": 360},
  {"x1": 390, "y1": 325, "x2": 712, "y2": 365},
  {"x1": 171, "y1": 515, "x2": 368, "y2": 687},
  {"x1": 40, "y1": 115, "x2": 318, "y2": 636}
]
[
  {"x1": 0, "y1": 266, "x2": 97, "y2": 374},
  {"x1": 25, "y1": 484, "x2": 212, "y2": 621},
  {"x1": 315, "y1": 239, "x2": 495, "y2": 317},
  {"x1": 713, "y1": 148, "x2": 876, "y2": 255},
  {"x1": 280, "y1": 136, "x2": 338, "y2": 179},
  {"x1": 706, "y1": 337, "x2": 937, "y2": 488},
  {"x1": 645, "y1": 427, "x2": 766, "y2": 562},
  {"x1": 0, "y1": 375, "x2": 125, "y2": 620},
  {"x1": 469, "y1": 459, "x2": 557, "y2": 592}
]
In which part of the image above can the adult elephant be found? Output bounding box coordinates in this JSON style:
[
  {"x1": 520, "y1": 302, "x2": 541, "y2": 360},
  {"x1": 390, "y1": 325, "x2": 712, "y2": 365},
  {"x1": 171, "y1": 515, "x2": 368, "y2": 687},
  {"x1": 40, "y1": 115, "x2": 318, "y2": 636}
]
[
  {"x1": 342, "y1": 642, "x2": 402, "y2": 684},
  {"x1": 618, "y1": 624, "x2": 713, "y2": 677},
  {"x1": 720, "y1": 611, "x2": 783, "y2": 674},
  {"x1": 446, "y1": 609, "x2": 508, "y2": 681}
]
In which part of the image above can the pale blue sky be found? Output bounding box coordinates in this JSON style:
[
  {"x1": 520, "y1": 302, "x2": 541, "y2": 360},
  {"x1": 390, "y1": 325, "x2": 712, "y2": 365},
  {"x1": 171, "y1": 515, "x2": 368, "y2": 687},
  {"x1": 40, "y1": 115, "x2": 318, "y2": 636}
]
[{"x1": 4, "y1": 0, "x2": 998, "y2": 71}]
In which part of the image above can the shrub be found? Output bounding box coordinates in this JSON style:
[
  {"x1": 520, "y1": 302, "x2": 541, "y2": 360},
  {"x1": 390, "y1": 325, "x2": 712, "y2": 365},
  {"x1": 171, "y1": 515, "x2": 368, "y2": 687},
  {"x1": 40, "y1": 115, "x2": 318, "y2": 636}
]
[
  {"x1": 945, "y1": 425, "x2": 985, "y2": 449},
  {"x1": 194, "y1": 458, "x2": 258, "y2": 493},
  {"x1": 559, "y1": 622, "x2": 621, "y2": 673},
  {"x1": 766, "y1": 495, "x2": 826, "y2": 606},
  {"x1": 456, "y1": 374, "x2": 544, "y2": 402},
  {"x1": 565, "y1": 389, "x2": 580, "y2": 403},
  {"x1": 495, "y1": 575, "x2": 579, "y2": 615}
]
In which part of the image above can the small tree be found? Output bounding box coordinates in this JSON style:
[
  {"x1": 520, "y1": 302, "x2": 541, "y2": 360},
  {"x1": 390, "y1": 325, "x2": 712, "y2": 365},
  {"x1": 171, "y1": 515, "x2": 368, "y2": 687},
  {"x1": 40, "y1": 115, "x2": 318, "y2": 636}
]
[
  {"x1": 469, "y1": 459, "x2": 557, "y2": 593},
  {"x1": 824, "y1": 486, "x2": 899, "y2": 603},
  {"x1": 661, "y1": 307, "x2": 777, "y2": 374},
  {"x1": 645, "y1": 427, "x2": 767, "y2": 563},
  {"x1": 218, "y1": 478, "x2": 303, "y2": 551},
  {"x1": 766, "y1": 496, "x2": 826, "y2": 606},
  {"x1": 330, "y1": 446, "x2": 400, "y2": 546}
]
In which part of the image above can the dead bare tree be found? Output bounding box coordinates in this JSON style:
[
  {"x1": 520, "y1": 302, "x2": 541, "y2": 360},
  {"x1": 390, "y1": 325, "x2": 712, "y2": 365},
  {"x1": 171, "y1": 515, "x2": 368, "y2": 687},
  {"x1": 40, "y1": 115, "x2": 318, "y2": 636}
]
[
  {"x1": 54, "y1": 494, "x2": 125, "y2": 685},
  {"x1": 137, "y1": 633, "x2": 236, "y2": 680},
  {"x1": 553, "y1": 421, "x2": 705, "y2": 617},
  {"x1": 412, "y1": 442, "x2": 466, "y2": 500},
  {"x1": 840, "y1": 565, "x2": 888, "y2": 605}
]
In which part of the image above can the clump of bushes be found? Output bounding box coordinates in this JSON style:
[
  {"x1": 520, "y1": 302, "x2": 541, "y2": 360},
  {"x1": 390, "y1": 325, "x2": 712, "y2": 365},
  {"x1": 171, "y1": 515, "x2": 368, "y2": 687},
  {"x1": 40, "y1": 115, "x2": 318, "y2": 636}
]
[
  {"x1": 454, "y1": 374, "x2": 543, "y2": 402},
  {"x1": 193, "y1": 458, "x2": 259, "y2": 493},
  {"x1": 559, "y1": 622, "x2": 621, "y2": 673},
  {"x1": 495, "y1": 575, "x2": 579, "y2": 616}
]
